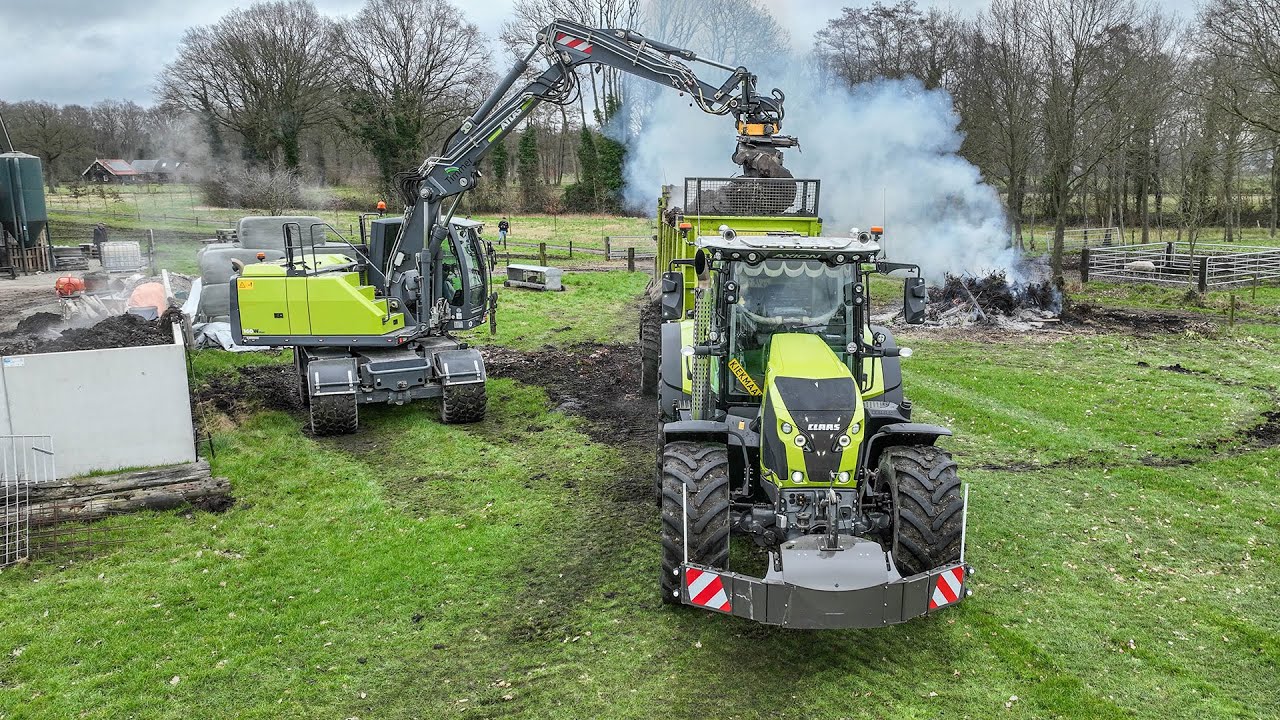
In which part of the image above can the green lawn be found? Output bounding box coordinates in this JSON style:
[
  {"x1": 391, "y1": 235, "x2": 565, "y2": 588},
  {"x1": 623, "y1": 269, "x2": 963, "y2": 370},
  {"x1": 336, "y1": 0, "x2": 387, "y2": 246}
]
[{"x1": 1, "y1": 271, "x2": 1276, "y2": 719}]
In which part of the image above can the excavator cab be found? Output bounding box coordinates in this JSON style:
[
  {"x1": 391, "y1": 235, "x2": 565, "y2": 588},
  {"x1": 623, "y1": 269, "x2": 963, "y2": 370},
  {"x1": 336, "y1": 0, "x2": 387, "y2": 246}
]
[{"x1": 440, "y1": 219, "x2": 491, "y2": 331}]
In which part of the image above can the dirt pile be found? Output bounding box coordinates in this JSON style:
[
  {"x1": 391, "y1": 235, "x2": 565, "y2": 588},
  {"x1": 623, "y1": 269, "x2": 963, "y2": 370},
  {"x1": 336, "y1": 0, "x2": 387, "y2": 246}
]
[
  {"x1": 0, "y1": 313, "x2": 173, "y2": 356},
  {"x1": 14, "y1": 312, "x2": 63, "y2": 336}
]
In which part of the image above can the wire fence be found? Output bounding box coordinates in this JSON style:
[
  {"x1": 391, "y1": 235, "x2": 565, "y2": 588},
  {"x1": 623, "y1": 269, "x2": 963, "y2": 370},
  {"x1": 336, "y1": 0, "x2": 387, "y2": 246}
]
[
  {"x1": 1, "y1": 436, "x2": 55, "y2": 568},
  {"x1": 493, "y1": 235, "x2": 657, "y2": 272},
  {"x1": 1084, "y1": 242, "x2": 1280, "y2": 291}
]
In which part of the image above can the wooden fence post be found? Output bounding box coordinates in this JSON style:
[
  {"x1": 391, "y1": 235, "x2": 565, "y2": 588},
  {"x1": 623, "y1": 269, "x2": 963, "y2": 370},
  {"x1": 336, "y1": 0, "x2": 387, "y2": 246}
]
[
  {"x1": 604, "y1": 236, "x2": 612, "y2": 261},
  {"x1": 1080, "y1": 247, "x2": 1090, "y2": 284},
  {"x1": 1197, "y1": 256, "x2": 1209, "y2": 293},
  {"x1": 627, "y1": 246, "x2": 636, "y2": 272},
  {"x1": 539, "y1": 242, "x2": 547, "y2": 267}
]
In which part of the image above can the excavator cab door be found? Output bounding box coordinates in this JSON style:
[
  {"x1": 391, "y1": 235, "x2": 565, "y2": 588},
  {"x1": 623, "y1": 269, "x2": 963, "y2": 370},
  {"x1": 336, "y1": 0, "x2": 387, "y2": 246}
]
[{"x1": 444, "y1": 225, "x2": 490, "y2": 331}]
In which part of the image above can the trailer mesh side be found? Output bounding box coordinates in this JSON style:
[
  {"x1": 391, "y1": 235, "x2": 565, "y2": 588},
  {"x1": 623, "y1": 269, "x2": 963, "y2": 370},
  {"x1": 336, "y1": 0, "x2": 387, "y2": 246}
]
[{"x1": 683, "y1": 178, "x2": 819, "y2": 217}]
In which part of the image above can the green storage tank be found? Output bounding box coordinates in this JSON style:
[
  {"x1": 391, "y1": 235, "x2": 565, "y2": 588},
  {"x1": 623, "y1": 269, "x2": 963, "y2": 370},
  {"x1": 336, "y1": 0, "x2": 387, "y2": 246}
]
[{"x1": 0, "y1": 152, "x2": 48, "y2": 248}]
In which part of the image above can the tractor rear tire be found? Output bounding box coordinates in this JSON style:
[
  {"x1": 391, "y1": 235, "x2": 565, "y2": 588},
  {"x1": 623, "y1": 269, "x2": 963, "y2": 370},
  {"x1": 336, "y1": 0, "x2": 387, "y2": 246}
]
[
  {"x1": 639, "y1": 303, "x2": 660, "y2": 397},
  {"x1": 880, "y1": 445, "x2": 963, "y2": 576},
  {"x1": 659, "y1": 441, "x2": 730, "y2": 605},
  {"x1": 441, "y1": 382, "x2": 486, "y2": 424},
  {"x1": 310, "y1": 393, "x2": 358, "y2": 436}
]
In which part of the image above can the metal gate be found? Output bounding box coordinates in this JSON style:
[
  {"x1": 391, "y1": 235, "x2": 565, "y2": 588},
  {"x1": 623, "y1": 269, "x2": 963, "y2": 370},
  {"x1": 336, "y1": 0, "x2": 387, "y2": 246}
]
[{"x1": 1, "y1": 435, "x2": 54, "y2": 567}]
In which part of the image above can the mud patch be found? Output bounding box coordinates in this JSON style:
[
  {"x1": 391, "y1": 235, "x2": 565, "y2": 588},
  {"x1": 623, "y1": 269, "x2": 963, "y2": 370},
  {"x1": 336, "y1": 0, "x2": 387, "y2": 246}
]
[
  {"x1": 197, "y1": 364, "x2": 300, "y2": 416},
  {"x1": 482, "y1": 343, "x2": 656, "y2": 458},
  {"x1": 1061, "y1": 304, "x2": 1217, "y2": 336},
  {"x1": 0, "y1": 313, "x2": 173, "y2": 356},
  {"x1": 1244, "y1": 411, "x2": 1280, "y2": 448},
  {"x1": 191, "y1": 363, "x2": 299, "y2": 438}
]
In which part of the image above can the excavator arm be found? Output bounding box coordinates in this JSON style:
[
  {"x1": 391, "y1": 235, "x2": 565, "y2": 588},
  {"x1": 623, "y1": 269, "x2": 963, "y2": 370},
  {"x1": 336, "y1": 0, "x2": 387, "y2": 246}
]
[{"x1": 385, "y1": 18, "x2": 796, "y2": 331}]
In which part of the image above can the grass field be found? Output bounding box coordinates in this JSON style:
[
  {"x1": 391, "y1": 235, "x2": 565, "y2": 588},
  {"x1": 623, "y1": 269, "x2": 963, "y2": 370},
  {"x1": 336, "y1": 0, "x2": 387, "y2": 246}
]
[{"x1": 1, "y1": 259, "x2": 1277, "y2": 719}]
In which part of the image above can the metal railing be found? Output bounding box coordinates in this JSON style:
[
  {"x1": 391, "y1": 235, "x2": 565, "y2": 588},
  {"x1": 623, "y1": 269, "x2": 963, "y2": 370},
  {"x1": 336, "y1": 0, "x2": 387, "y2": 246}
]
[
  {"x1": 1084, "y1": 242, "x2": 1280, "y2": 291},
  {"x1": 604, "y1": 235, "x2": 657, "y2": 261},
  {"x1": 1058, "y1": 227, "x2": 1122, "y2": 250}
]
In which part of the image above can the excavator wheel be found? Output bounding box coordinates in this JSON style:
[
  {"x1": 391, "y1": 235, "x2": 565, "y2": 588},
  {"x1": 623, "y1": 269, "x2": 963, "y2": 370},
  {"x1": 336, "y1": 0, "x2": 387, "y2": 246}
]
[
  {"x1": 880, "y1": 445, "x2": 963, "y2": 576},
  {"x1": 659, "y1": 441, "x2": 730, "y2": 604},
  {"x1": 441, "y1": 382, "x2": 486, "y2": 424},
  {"x1": 310, "y1": 393, "x2": 358, "y2": 436},
  {"x1": 293, "y1": 349, "x2": 310, "y2": 408},
  {"x1": 639, "y1": 302, "x2": 661, "y2": 397}
]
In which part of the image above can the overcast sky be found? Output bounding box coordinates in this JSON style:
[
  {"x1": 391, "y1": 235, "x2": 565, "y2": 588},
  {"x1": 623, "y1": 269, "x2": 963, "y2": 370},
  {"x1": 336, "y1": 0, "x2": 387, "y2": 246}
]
[{"x1": 0, "y1": 0, "x2": 1200, "y2": 106}]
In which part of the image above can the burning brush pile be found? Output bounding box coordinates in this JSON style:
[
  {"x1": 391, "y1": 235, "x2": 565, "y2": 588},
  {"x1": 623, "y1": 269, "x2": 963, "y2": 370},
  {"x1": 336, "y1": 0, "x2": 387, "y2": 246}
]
[{"x1": 922, "y1": 271, "x2": 1061, "y2": 330}]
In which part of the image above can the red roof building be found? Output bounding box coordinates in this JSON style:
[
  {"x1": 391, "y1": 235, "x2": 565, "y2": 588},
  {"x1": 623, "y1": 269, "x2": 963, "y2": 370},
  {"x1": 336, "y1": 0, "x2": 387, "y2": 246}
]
[{"x1": 81, "y1": 159, "x2": 140, "y2": 183}]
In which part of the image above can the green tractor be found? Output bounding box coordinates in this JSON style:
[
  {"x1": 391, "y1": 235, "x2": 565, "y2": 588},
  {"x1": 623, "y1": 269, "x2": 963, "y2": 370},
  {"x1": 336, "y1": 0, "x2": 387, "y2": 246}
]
[{"x1": 646, "y1": 178, "x2": 972, "y2": 628}]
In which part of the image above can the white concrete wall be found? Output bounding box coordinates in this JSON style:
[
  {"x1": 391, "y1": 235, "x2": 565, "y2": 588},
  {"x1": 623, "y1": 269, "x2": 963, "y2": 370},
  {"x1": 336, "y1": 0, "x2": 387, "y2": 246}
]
[{"x1": 0, "y1": 325, "x2": 196, "y2": 478}]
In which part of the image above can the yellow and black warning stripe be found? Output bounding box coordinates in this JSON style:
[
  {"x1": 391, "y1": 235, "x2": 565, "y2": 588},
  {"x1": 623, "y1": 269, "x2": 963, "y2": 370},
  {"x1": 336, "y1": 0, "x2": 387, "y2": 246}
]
[{"x1": 728, "y1": 358, "x2": 762, "y2": 397}]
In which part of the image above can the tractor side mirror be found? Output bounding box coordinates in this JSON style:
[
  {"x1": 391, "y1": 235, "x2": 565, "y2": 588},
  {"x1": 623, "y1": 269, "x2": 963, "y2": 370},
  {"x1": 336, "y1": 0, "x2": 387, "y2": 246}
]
[
  {"x1": 660, "y1": 271, "x2": 684, "y2": 320},
  {"x1": 904, "y1": 277, "x2": 927, "y2": 324}
]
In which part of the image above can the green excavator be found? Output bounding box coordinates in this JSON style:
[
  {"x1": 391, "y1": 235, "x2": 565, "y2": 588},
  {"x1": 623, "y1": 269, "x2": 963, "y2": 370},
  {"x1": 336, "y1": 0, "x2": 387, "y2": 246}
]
[{"x1": 228, "y1": 18, "x2": 798, "y2": 434}]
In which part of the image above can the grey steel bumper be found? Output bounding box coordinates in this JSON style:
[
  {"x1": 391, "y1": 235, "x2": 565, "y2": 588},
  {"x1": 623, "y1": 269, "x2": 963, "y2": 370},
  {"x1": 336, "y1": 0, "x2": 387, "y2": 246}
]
[{"x1": 679, "y1": 537, "x2": 972, "y2": 629}]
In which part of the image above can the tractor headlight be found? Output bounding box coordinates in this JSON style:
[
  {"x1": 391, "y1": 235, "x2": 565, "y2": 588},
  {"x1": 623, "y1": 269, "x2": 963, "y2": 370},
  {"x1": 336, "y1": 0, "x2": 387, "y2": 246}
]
[
  {"x1": 838, "y1": 471, "x2": 851, "y2": 483},
  {"x1": 837, "y1": 434, "x2": 851, "y2": 448},
  {"x1": 793, "y1": 434, "x2": 807, "y2": 448},
  {"x1": 791, "y1": 471, "x2": 804, "y2": 482},
  {"x1": 781, "y1": 422, "x2": 793, "y2": 434}
]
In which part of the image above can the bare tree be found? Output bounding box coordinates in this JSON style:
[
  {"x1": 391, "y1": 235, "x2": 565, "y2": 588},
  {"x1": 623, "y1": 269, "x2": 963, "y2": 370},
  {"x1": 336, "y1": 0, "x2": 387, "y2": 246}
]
[
  {"x1": 158, "y1": 0, "x2": 339, "y2": 169},
  {"x1": 1, "y1": 101, "x2": 92, "y2": 189},
  {"x1": 334, "y1": 0, "x2": 492, "y2": 195},
  {"x1": 1029, "y1": 0, "x2": 1140, "y2": 282},
  {"x1": 962, "y1": 0, "x2": 1041, "y2": 249},
  {"x1": 1197, "y1": 0, "x2": 1280, "y2": 135},
  {"x1": 816, "y1": 1, "x2": 965, "y2": 91},
  {"x1": 90, "y1": 100, "x2": 149, "y2": 160}
]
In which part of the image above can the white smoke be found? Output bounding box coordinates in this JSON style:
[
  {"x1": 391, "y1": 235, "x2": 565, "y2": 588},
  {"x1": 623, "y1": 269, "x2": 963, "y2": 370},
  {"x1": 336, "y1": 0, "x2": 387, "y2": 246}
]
[{"x1": 614, "y1": 55, "x2": 1018, "y2": 280}]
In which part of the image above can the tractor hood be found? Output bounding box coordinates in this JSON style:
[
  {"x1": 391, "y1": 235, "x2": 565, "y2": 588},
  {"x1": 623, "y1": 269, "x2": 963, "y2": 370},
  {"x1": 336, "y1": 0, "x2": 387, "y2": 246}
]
[{"x1": 760, "y1": 334, "x2": 864, "y2": 488}]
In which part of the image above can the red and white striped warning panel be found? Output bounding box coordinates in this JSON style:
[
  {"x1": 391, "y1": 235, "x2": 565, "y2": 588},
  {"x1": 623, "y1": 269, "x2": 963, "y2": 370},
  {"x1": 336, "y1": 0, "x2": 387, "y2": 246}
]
[
  {"x1": 685, "y1": 567, "x2": 732, "y2": 612},
  {"x1": 929, "y1": 566, "x2": 966, "y2": 610},
  {"x1": 555, "y1": 32, "x2": 593, "y2": 54}
]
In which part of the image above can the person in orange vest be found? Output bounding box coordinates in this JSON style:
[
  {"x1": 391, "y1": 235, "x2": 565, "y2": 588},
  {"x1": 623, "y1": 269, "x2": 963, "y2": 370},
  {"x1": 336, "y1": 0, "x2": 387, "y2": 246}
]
[{"x1": 376, "y1": 199, "x2": 387, "y2": 217}]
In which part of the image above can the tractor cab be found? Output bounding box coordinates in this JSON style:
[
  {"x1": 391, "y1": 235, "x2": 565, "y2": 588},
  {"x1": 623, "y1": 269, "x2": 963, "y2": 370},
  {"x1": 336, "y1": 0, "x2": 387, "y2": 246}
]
[{"x1": 656, "y1": 228, "x2": 927, "y2": 420}]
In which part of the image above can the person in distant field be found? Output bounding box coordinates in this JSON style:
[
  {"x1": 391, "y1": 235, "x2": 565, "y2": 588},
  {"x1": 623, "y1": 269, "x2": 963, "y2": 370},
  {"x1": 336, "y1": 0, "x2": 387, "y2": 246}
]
[
  {"x1": 498, "y1": 216, "x2": 510, "y2": 247},
  {"x1": 376, "y1": 199, "x2": 387, "y2": 217}
]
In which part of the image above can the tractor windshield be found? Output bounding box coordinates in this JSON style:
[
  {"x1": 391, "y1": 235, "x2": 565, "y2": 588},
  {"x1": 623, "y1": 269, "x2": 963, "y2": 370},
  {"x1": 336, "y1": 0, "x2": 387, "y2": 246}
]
[{"x1": 727, "y1": 259, "x2": 856, "y2": 397}]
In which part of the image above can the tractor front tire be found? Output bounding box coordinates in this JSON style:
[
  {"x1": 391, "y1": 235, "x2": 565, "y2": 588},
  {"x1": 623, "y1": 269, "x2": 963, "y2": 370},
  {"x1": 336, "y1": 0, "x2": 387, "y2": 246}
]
[
  {"x1": 881, "y1": 445, "x2": 963, "y2": 576},
  {"x1": 441, "y1": 382, "x2": 486, "y2": 424},
  {"x1": 659, "y1": 441, "x2": 730, "y2": 605},
  {"x1": 639, "y1": 303, "x2": 661, "y2": 397},
  {"x1": 310, "y1": 393, "x2": 358, "y2": 436}
]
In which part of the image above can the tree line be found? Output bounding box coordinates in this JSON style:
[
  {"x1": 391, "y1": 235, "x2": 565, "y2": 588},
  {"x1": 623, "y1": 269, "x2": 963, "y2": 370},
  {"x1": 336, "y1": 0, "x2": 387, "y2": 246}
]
[
  {"x1": 814, "y1": 0, "x2": 1280, "y2": 279},
  {"x1": 2, "y1": 0, "x2": 1277, "y2": 264}
]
